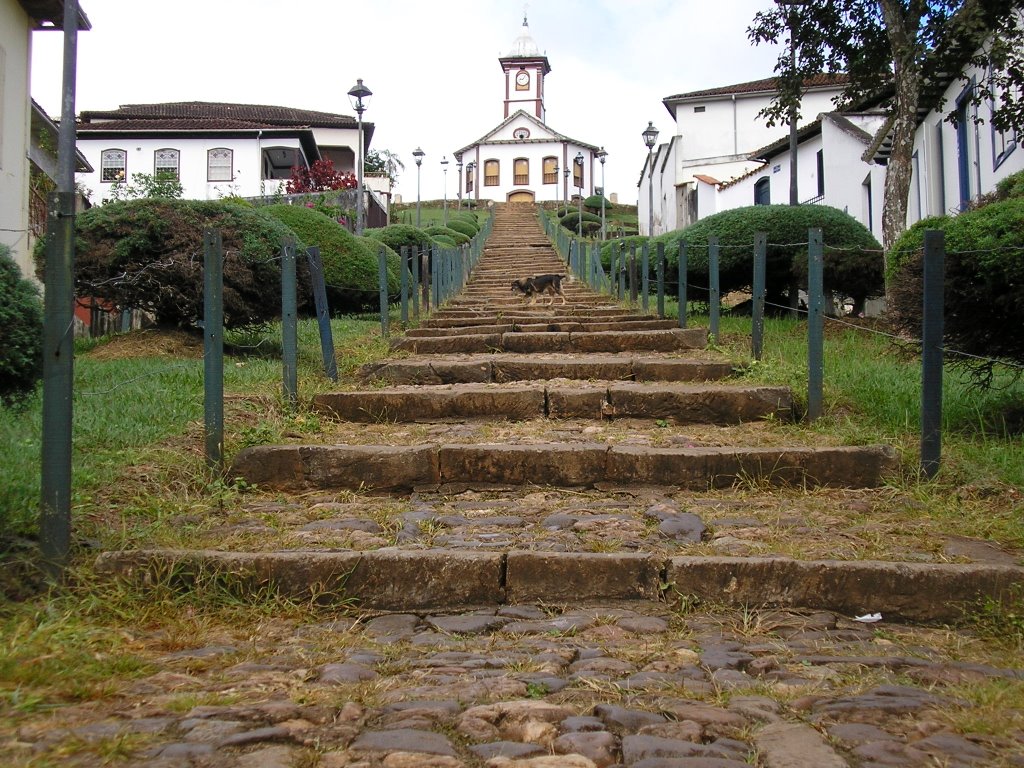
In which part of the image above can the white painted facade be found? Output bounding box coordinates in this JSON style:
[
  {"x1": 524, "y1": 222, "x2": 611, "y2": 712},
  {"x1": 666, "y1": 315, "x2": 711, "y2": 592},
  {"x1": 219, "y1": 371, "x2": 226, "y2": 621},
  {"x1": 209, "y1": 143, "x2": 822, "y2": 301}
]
[
  {"x1": 1, "y1": 0, "x2": 35, "y2": 276},
  {"x1": 640, "y1": 77, "x2": 847, "y2": 235},
  {"x1": 906, "y1": 61, "x2": 1023, "y2": 221},
  {"x1": 454, "y1": 17, "x2": 602, "y2": 205},
  {"x1": 76, "y1": 134, "x2": 308, "y2": 204}
]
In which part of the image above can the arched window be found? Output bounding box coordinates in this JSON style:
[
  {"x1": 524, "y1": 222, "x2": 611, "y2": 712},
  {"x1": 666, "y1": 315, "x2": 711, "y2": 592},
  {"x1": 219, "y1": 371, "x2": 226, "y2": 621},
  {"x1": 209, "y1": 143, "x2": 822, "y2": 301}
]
[
  {"x1": 484, "y1": 159, "x2": 500, "y2": 186},
  {"x1": 754, "y1": 177, "x2": 770, "y2": 205},
  {"x1": 542, "y1": 156, "x2": 557, "y2": 184},
  {"x1": 514, "y1": 158, "x2": 529, "y2": 186},
  {"x1": 208, "y1": 148, "x2": 234, "y2": 182},
  {"x1": 154, "y1": 148, "x2": 180, "y2": 180},
  {"x1": 101, "y1": 149, "x2": 127, "y2": 183}
]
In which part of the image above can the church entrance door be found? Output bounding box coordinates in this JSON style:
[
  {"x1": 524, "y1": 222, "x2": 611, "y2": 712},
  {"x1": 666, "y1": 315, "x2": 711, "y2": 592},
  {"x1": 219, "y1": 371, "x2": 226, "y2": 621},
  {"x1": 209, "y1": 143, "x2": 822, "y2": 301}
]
[{"x1": 507, "y1": 191, "x2": 535, "y2": 203}]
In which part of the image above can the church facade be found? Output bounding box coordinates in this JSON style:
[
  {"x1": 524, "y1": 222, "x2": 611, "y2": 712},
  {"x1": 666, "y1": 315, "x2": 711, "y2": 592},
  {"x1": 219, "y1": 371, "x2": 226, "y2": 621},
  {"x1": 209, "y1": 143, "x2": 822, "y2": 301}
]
[{"x1": 454, "y1": 17, "x2": 602, "y2": 205}]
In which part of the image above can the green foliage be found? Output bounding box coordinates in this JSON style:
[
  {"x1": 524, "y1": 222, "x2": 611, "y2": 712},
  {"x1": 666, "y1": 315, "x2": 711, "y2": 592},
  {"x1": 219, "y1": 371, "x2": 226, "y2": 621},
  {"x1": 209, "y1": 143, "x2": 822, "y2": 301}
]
[
  {"x1": 106, "y1": 172, "x2": 183, "y2": 201},
  {"x1": 993, "y1": 169, "x2": 1024, "y2": 202},
  {"x1": 262, "y1": 205, "x2": 400, "y2": 312},
  {"x1": 887, "y1": 196, "x2": 1024, "y2": 381},
  {"x1": 363, "y1": 224, "x2": 435, "y2": 254},
  {"x1": 559, "y1": 211, "x2": 603, "y2": 236},
  {"x1": 583, "y1": 194, "x2": 611, "y2": 211},
  {"x1": 37, "y1": 199, "x2": 300, "y2": 331},
  {"x1": 664, "y1": 204, "x2": 883, "y2": 307},
  {"x1": 445, "y1": 219, "x2": 478, "y2": 238},
  {"x1": 0, "y1": 247, "x2": 43, "y2": 408},
  {"x1": 364, "y1": 149, "x2": 405, "y2": 186},
  {"x1": 430, "y1": 234, "x2": 457, "y2": 248},
  {"x1": 424, "y1": 226, "x2": 470, "y2": 245}
]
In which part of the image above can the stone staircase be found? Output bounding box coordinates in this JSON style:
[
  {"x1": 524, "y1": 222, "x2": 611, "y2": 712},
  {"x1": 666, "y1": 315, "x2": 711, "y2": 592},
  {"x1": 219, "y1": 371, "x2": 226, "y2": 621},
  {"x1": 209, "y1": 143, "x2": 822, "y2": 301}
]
[
  {"x1": 97, "y1": 203, "x2": 1023, "y2": 621},
  {"x1": 230, "y1": 204, "x2": 894, "y2": 494}
]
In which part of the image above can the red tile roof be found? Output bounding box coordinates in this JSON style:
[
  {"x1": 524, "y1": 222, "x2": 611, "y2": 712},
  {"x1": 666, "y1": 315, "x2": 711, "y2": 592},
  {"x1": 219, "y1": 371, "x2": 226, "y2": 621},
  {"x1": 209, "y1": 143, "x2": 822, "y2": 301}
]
[
  {"x1": 665, "y1": 73, "x2": 848, "y2": 101},
  {"x1": 79, "y1": 102, "x2": 359, "y2": 129}
]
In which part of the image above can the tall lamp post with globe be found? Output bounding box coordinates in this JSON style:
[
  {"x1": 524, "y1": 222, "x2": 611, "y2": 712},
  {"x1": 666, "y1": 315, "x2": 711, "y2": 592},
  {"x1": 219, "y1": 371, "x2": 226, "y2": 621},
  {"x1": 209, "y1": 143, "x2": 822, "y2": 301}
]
[
  {"x1": 596, "y1": 147, "x2": 608, "y2": 240},
  {"x1": 412, "y1": 146, "x2": 425, "y2": 227},
  {"x1": 642, "y1": 121, "x2": 659, "y2": 237},
  {"x1": 441, "y1": 156, "x2": 449, "y2": 226},
  {"x1": 574, "y1": 152, "x2": 585, "y2": 238},
  {"x1": 347, "y1": 78, "x2": 372, "y2": 235}
]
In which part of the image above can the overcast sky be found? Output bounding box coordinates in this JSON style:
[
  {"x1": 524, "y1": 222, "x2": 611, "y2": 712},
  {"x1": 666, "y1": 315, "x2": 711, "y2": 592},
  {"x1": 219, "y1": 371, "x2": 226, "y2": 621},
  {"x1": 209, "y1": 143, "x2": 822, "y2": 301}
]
[{"x1": 30, "y1": 0, "x2": 784, "y2": 204}]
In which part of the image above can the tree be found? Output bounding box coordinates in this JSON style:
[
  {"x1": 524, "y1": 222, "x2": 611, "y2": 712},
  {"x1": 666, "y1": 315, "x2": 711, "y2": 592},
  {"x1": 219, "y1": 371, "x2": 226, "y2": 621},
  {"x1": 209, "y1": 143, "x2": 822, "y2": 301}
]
[
  {"x1": 748, "y1": 1, "x2": 1024, "y2": 257},
  {"x1": 107, "y1": 171, "x2": 183, "y2": 201},
  {"x1": 364, "y1": 149, "x2": 405, "y2": 186},
  {"x1": 286, "y1": 159, "x2": 357, "y2": 194}
]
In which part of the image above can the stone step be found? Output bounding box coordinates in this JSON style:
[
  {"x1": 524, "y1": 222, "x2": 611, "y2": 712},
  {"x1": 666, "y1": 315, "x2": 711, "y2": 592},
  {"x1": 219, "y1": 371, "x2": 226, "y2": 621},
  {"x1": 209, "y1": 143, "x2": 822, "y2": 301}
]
[
  {"x1": 424, "y1": 308, "x2": 637, "y2": 323},
  {"x1": 406, "y1": 319, "x2": 679, "y2": 337},
  {"x1": 95, "y1": 548, "x2": 1024, "y2": 621},
  {"x1": 391, "y1": 328, "x2": 708, "y2": 354},
  {"x1": 312, "y1": 382, "x2": 791, "y2": 424},
  {"x1": 358, "y1": 354, "x2": 737, "y2": 384},
  {"x1": 229, "y1": 442, "x2": 898, "y2": 493}
]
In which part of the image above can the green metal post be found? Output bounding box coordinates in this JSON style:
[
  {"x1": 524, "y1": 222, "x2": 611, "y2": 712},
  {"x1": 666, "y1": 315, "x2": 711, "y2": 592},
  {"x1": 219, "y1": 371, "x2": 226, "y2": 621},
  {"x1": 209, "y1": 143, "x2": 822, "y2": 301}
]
[
  {"x1": 378, "y1": 245, "x2": 389, "y2": 336},
  {"x1": 807, "y1": 228, "x2": 824, "y2": 421},
  {"x1": 203, "y1": 229, "x2": 224, "y2": 472},
  {"x1": 677, "y1": 241, "x2": 688, "y2": 329},
  {"x1": 921, "y1": 230, "x2": 944, "y2": 477},
  {"x1": 752, "y1": 233, "x2": 767, "y2": 360},
  {"x1": 305, "y1": 246, "x2": 337, "y2": 381},
  {"x1": 656, "y1": 241, "x2": 665, "y2": 318},
  {"x1": 641, "y1": 241, "x2": 650, "y2": 313},
  {"x1": 400, "y1": 246, "x2": 409, "y2": 324},
  {"x1": 709, "y1": 236, "x2": 720, "y2": 341},
  {"x1": 281, "y1": 238, "x2": 297, "y2": 409}
]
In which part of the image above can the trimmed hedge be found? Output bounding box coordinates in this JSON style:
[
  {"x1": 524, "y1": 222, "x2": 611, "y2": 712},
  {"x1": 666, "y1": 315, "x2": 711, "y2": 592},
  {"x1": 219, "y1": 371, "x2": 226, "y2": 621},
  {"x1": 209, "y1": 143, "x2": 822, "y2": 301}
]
[
  {"x1": 445, "y1": 219, "x2": 478, "y2": 238},
  {"x1": 262, "y1": 204, "x2": 400, "y2": 312},
  {"x1": 888, "y1": 196, "x2": 1024, "y2": 378},
  {"x1": 424, "y1": 226, "x2": 471, "y2": 246},
  {"x1": 662, "y1": 205, "x2": 883, "y2": 309},
  {"x1": 364, "y1": 224, "x2": 435, "y2": 254},
  {"x1": 38, "y1": 199, "x2": 304, "y2": 330},
  {"x1": 584, "y1": 194, "x2": 611, "y2": 212},
  {"x1": 0, "y1": 246, "x2": 43, "y2": 408}
]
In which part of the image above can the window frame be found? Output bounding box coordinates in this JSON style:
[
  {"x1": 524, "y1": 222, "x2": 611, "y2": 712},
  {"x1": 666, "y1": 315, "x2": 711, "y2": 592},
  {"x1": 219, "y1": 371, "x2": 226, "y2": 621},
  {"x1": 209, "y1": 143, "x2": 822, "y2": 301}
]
[
  {"x1": 513, "y1": 157, "x2": 529, "y2": 186},
  {"x1": 100, "y1": 148, "x2": 127, "y2": 183},
  {"x1": 542, "y1": 156, "x2": 558, "y2": 184},
  {"x1": 484, "y1": 159, "x2": 500, "y2": 187},
  {"x1": 154, "y1": 148, "x2": 180, "y2": 180},
  {"x1": 207, "y1": 147, "x2": 234, "y2": 182}
]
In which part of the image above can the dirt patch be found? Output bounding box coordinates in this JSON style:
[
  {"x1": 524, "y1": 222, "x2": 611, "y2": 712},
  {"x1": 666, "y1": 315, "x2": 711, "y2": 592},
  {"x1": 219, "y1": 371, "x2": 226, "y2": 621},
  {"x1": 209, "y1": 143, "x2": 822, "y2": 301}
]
[{"x1": 86, "y1": 329, "x2": 204, "y2": 360}]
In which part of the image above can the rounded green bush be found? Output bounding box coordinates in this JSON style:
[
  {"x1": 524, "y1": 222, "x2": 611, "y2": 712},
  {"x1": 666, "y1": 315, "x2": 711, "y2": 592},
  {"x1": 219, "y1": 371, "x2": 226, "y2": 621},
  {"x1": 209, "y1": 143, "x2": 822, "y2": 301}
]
[
  {"x1": 424, "y1": 226, "x2": 471, "y2": 246},
  {"x1": 0, "y1": 247, "x2": 43, "y2": 408},
  {"x1": 584, "y1": 194, "x2": 611, "y2": 212},
  {"x1": 263, "y1": 204, "x2": 400, "y2": 312},
  {"x1": 888, "y1": 196, "x2": 1024, "y2": 375},
  {"x1": 445, "y1": 219, "x2": 478, "y2": 238},
  {"x1": 430, "y1": 234, "x2": 458, "y2": 248},
  {"x1": 38, "y1": 199, "x2": 304, "y2": 331},
  {"x1": 559, "y1": 211, "x2": 602, "y2": 231},
  {"x1": 664, "y1": 204, "x2": 883, "y2": 310},
  {"x1": 364, "y1": 224, "x2": 435, "y2": 254}
]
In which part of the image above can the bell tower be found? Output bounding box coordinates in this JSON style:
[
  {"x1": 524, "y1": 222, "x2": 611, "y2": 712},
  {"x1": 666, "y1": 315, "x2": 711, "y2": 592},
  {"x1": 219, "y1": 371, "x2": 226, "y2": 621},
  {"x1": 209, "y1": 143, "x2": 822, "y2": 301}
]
[{"x1": 498, "y1": 14, "x2": 551, "y2": 122}]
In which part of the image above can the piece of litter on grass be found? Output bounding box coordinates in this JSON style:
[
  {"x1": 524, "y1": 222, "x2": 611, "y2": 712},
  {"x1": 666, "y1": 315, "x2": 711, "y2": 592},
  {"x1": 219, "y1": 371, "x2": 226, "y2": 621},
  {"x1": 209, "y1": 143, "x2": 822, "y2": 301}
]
[{"x1": 853, "y1": 612, "x2": 883, "y2": 623}]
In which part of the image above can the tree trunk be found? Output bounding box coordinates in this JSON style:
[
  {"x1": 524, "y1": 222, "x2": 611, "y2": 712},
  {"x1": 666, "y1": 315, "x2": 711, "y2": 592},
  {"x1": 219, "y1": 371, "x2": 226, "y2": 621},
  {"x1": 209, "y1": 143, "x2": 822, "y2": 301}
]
[{"x1": 878, "y1": 0, "x2": 925, "y2": 276}]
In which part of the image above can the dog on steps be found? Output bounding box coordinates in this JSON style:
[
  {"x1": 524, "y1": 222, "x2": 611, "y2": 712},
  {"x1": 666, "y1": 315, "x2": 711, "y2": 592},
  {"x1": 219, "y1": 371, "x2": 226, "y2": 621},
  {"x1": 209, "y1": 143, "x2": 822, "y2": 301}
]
[{"x1": 510, "y1": 273, "x2": 571, "y2": 305}]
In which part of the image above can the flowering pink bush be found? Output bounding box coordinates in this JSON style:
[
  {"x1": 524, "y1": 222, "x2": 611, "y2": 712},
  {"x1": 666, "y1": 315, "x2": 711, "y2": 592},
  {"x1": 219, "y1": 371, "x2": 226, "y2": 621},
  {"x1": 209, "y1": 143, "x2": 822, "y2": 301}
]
[{"x1": 286, "y1": 159, "x2": 357, "y2": 193}]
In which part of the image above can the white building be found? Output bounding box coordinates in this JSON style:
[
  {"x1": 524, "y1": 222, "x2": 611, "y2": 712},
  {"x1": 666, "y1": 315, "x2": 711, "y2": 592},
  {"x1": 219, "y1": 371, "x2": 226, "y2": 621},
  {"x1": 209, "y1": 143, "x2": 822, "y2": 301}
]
[
  {"x1": 74, "y1": 101, "x2": 391, "y2": 220},
  {"x1": 640, "y1": 75, "x2": 847, "y2": 235},
  {"x1": 1, "y1": 0, "x2": 91, "y2": 277},
  {"x1": 454, "y1": 16, "x2": 603, "y2": 205},
  {"x1": 702, "y1": 37, "x2": 1023, "y2": 241}
]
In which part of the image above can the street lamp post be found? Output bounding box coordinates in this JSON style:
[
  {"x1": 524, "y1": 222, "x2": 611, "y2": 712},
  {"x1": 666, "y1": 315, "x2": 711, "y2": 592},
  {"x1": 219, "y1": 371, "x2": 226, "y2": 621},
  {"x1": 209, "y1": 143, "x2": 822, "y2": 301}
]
[
  {"x1": 642, "y1": 121, "x2": 659, "y2": 238},
  {"x1": 412, "y1": 146, "x2": 425, "y2": 227},
  {"x1": 441, "y1": 156, "x2": 449, "y2": 226},
  {"x1": 574, "y1": 151, "x2": 584, "y2": 238},
  {"x1": 347, "y1": 78, "x2": 372, "y2": 235},
  {"x1": 597, "y1": 147, "x2": 607, "y2": 241},
  {"x1": 553, "y1": 161, "x2": 559, "y2": 211},
  {"x1": 456, "y1": 161, "x2": 463, "y2": 210},
  {"x1": 466, "y1": 161, "x2": 475, "y2": 206},
  {"x1": 563, "y1": 165, "x2": 570, "y2": 214},
  {"x1": 778, "y1": 0, "x2": 806, "y2": 206}
]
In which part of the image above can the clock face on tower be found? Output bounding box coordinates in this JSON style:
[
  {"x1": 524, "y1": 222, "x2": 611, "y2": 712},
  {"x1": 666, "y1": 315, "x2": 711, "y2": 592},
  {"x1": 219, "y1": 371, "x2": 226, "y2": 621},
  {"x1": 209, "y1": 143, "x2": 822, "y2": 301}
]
[{"x1": 515, "y1": 70, "x2": 530, "y2": 91}]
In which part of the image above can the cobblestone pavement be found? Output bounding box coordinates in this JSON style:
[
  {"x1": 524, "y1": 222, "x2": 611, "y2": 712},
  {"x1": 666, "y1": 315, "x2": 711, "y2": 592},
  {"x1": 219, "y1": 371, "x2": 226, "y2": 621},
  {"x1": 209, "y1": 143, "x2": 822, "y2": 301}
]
[{"x1": 5, "y1": 602, "x2": 1023, "y2": 767}]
